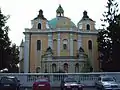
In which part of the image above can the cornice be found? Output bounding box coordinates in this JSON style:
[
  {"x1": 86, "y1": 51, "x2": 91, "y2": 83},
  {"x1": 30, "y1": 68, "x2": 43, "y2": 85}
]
[{"x1": 23, "y1": 28, "x2": 98, "y2": 35}]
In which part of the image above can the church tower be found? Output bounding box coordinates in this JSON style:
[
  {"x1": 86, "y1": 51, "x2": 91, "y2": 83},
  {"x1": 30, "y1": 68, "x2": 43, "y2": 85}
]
[
  {"x1": 77, "y1": 10, "x2": 95, "y2": 31},
  {"x1": 77, "y1": 11, "x2": 99, "y2": 71},
  {"x1": 23, "y1": 9, "x2": 50, "y2": 73}
]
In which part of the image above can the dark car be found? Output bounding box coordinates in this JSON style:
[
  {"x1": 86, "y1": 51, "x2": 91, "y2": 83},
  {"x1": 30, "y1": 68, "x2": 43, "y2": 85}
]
[
  {"x1": 0, "y1": 76, "x2": 20, "y2": 90},
  {"x1": 60, "y1": 77, "x2": 83, "y2": 90},
  {"x1": 32, "y1": 77, "x2": 51, "y2": 90}
]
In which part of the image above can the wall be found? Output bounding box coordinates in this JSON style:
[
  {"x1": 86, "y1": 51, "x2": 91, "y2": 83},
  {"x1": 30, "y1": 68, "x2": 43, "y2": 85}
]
[{"x1": 30, "y1": 34, "x2": 48, "y2": 72}]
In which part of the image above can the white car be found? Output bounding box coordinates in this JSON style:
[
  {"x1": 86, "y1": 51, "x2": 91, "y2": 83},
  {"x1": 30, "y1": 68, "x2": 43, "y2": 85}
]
[{"x1": 95, "y1": 75, "x2": 120, "y2": 90}]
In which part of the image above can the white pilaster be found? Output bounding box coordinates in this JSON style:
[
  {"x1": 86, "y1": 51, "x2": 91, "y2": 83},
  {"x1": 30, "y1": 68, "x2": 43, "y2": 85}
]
[
  {"x1": 24, "y1": 34, "x2": 30, "y2": 73},
  {"x1": 48, "y1": 33, "x2": 53, "y2": 49},
  {"x1": 19, "y1": 47, "x2": 23, "y2": 61},
  {"x1": 19, "y1": 46, "x2": 23, "y2": 72},
  {"x1": 70, "y1": 33, "x2": 73, "y2": 56},
  {"x1": 57, "y1": 33, "x2": 60, "y2": 56},
  {"x1": 78, "y1": 35, "x2": 82, "y2": 49}
]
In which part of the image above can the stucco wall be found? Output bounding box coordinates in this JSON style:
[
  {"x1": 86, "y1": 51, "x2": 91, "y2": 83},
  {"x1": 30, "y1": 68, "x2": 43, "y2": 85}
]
[
  {"x1": 81, "y1": 35, "x2": 99, "y2": 71},
  {"x1": 60, "y1": 33, "x2": 70, "y2": 56},
  {"x1": 30, "y1": 34, "x2": 48, "y2": 72}
]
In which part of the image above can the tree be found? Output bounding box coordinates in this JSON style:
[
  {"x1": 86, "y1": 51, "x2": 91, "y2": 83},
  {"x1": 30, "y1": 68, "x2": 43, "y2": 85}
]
[
  {"x1": 81, "y1": 58, "x2": 92, "y2": 72},
  {"x1": 97, "y1": 29, "x2": 112, "y2": 71},
  {"x1": 7, "y1": 44, "x2": 19, "y2": 73},
  {"x1": 109, "y1": 14, "x2": 120, "y2": 71},
  {"x1": 0, "y1": 8, "x2": 11, "y2": 70},
  {"x1": 0, "y1": 9, "x2": 19, "y2": 72},
  {"x1": 98, "y1": 0, "x2": 120, "y2": 71}
]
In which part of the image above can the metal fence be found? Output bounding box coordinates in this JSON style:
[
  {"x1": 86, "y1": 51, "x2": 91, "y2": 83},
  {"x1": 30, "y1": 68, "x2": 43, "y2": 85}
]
[{"x1": 0, "y1": 72, "x2": 120, "y2": 87}]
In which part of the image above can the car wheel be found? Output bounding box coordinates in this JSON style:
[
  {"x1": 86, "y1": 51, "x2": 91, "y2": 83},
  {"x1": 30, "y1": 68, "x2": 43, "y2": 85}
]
[
  {"x1": 96, "y1": 86, "x2": 99, "y2": 90},
  {"x1": 78, "y1": 88, "x2": 83, "y2": 90},
  {"x1": 16, "y1": 87, "x2": 20, "y2": 90},
  {"x1": 101, "y1": 86, "x2": 105, "y2": 90},
  {"x1": 15, "y1": 87, "x2": 17, "y2": 90},
  {"x1": 61, "y1": 87, "x2": 63, "y2": 90}
]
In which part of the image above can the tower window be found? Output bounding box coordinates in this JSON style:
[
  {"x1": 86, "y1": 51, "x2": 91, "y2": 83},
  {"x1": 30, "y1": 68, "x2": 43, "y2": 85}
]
[
  {"x1": 38, "y1": 23, "x2": 41, "y2": 29},
  {"x1": 79, "y1": 24, "x2": 82, "y2": 29},
  {"x1": 86, "y1": 24, "x2": 90, "y2": 30},
  {"x1": 37, "y1": 40, "x2": 41, "y2": 50},
  {"x1": 88, "y1": 40, "x2": 92, "y2": 50}
]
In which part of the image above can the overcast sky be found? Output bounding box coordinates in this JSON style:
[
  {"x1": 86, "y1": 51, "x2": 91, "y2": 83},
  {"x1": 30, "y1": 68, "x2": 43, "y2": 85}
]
[{"x1": 0, "y1": 0, "x2": 119, "y2": 46}]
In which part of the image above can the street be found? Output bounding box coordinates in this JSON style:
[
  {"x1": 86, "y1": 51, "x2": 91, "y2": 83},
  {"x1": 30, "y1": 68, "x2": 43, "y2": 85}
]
[
  {"x1": 52, "y1": 87, "x2": 97, "y2": 90},
  {"x1": 20, "y1": 87, "x2": 97, "y2": 90}
]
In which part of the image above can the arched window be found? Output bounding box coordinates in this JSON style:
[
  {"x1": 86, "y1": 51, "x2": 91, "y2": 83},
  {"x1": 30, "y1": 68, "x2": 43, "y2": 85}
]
[
  {"x1": 38, "y1": 23, "x2": 41, "y2": 29},
  {"x1": 37, "y1": 40, "x2": 41, "y2": 50},
  {"x1": 88, "y1": 40, "x2": 92, "y2": 50},
  {"x1": 52, "y1": 64, "x2": 56, "y2": 73},
  {"x1": 86, "y1": 24, "x2": 90, "y2": 30},
  {"x1": 75, "y1": 63, "x2": 79, "y2": 73},
  {"x1": 63, "y1": 39, "x2": 68, "y2": 50},
  {"x1": 64, "y1": 63, "x2": 68, "y2": 73}
]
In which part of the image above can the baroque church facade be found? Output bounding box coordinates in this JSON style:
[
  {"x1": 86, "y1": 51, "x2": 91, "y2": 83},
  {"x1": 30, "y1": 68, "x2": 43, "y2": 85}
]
[{"x1": 19, "y1": 5, "x2": 99, "y2": 73}]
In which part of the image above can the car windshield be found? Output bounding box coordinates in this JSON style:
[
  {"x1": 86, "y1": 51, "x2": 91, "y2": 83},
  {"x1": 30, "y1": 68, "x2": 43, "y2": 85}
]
[
  {"x1": 64, "y1": 77, "x2": 77, "y2": 82},
  {"x1": 0, "y1": 77, "x2": 16, "y2": 83},
  {"x1": 36, "y1": 79, "x2": 48, "y2": 82},
  {"x1": 102, "y1": 77, "x2": 114, "y2": 82}
]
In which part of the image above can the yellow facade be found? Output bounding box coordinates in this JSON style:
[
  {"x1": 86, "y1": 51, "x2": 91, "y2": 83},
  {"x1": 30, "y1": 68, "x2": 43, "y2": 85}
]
[
  {"x1": 53, "y1": 33, "x2": 58, "y2": 55},
  {"x1": 21, "y1": 6, "x2": 99, "y2": 73},
  {"x1": 81, "y1": 35, "x2": 98, "y2": 71},
  {"x1": 60, "y1": 33, "x2": 70, "y2": 56},
  {"x1": 30, "y1": 34, "x2": 48, "y2": 72}
]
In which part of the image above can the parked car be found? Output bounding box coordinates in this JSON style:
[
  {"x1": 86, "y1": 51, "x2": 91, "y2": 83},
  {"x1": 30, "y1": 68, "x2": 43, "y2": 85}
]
[
  {"x1": 32, "y1": 77, "x2": 51, "y2": 90},
  {"x1": 60, "y1": 77, "x2": 83, "y2": 90},
  {"x1": 0, "y1": 76, "x2": 20, "y2": 90},
  {"x1": 95, "y1": 75, "x2": 120, "y2": 90}
]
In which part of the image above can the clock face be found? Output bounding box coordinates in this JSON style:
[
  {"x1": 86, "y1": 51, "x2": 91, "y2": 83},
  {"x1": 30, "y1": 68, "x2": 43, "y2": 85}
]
[
  {"x1": 79, "y1": 24, "x2": 82, "y2": 29},
  {"x1": 46, "y1": 22, "x2": 50, "y2": 29}
]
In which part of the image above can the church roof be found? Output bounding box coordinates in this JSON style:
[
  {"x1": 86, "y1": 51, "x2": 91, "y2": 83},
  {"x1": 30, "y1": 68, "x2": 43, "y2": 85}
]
[
  {"x1": 34, "y1": 9, "x2": 47, "y2": 20},
  {"x1": 48, "y1": 4, "x2": 76, "y2": 29},
  {"x1": 79, "y1": 10, "x2": 94, "y2": 22},
  {"x1": 49, "y1": 16, "x2": 76, "y2": 29}
]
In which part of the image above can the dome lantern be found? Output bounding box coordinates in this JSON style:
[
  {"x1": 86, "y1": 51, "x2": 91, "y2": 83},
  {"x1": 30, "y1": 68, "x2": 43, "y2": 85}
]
[
  {"x1": 56, "y1": 4, "x2": 64, "y2": 17},
  {"x1": 34, "y1": 9, "x2": 46, "y2": 20},
  {"x1": 83, "y1": 10, "x2": 89, "y2": 19}
]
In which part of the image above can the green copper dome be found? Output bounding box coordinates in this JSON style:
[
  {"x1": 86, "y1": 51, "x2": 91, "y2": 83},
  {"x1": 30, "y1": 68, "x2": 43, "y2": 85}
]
[
  {"x1": 49, "y1": 16, "x2": 76, "y2": 29},
  {"x1": 49, "y1": 4, "x2": 76, "y2": 29}
]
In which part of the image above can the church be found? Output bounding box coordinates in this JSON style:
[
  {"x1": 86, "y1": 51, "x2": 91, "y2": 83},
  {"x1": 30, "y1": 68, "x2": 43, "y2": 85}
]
[{"x1": 19, "y1": 5, "x2": 99, "y2": 73}]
